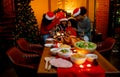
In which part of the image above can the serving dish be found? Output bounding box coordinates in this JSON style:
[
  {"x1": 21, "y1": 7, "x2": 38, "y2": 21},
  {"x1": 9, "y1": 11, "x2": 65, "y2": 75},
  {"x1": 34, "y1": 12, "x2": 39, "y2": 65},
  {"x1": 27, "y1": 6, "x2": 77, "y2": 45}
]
[
  {"x1": 86, "y1": 54, "x2": 98, "y2": 62},
  {"x1": 74, "y1": 41, "x2": 97, "y2": 53},
  {"x1": 50, "y1": 48, "x2": 60, "y2": 55},
  {"x1": 57, "y1": 48, "x2": 73, "y2": 58},
  {"x1": 70, "y1": 53, "x2": 86, "y2": 65}
]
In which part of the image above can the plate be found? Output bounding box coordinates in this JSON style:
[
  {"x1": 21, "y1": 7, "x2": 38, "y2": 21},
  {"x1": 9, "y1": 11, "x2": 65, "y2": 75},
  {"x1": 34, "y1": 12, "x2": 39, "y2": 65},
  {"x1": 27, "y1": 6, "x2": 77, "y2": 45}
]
[
  {"x1": 49, "y1": 58, "x2": 73, "y2": 68},
  {"x1": 46, "y1": 38, "x2": 55, "y2": 41},
  {"x1": 44, "y1": 43, "x2": 54, "y2": 47}
]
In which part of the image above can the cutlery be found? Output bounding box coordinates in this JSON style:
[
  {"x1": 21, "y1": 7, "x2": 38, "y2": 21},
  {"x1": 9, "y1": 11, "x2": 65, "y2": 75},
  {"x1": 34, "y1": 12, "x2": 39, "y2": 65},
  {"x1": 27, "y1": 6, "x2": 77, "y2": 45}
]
[
  {"x1": 44, "y1": 57, "x2": 51, "y2": 69},
  {"x1": 47, "y1": 57, "x2": 55, "y2": 70},
  {"x1": 44, "y1": 57, "x2": 55, "y2": 70}
]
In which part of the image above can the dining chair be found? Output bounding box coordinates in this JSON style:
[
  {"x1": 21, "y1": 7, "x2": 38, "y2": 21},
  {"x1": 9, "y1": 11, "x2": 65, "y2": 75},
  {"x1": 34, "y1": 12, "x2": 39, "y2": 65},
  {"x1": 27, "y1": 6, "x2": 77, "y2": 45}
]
[
  {"x1": 16, "y1": 38, "x2": 43, "y2": 55},
  {"x1": 6, "y1": 47, "x2": 40, "y2": 77},
  {"x1": 96, "y1": 37, "x2": 116, "y2": 60}
]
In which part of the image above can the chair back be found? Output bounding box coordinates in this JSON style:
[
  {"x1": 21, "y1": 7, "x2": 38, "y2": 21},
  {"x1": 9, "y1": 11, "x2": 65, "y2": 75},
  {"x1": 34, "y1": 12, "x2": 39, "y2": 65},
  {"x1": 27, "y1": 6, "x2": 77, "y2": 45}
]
[
  {"x1": 96, "y1": 37, "x2": 116, "y2": 60},
  {"x1": 103, "y1": 37, "x2": 115, "y2": 50},
  {"x1": 97, "y1": 37, "x2": 116, "y2": 52},
  {"x1": 6, "y1": 47, "x2": 26, "y2": 64},
  {"x1": 16, "y1": 38, "x2": 43, "y2": 55},
  {"x1": 16, "y1": 38, "x2": 30, "y2": 51},
  {"x1": 6, "y1": 47, "x2": 39, "y2": 77}
]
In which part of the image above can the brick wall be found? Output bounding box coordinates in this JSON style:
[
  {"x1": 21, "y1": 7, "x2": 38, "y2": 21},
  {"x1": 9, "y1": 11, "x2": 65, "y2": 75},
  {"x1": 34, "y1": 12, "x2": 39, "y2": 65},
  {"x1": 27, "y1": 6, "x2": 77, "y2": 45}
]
[{"x1": 96, "y1": 0, "x2": 110, "y2": 40}]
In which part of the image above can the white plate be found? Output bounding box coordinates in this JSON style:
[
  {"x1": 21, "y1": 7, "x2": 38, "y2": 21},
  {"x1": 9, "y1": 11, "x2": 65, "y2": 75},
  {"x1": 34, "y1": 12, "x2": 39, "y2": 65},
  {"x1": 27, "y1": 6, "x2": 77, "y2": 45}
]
[
  {"x1": 44, "y1": 44, "x2": 54, "y2": 47},
  {"x1": 49, "y1": 58, "x2": 73, "y2": 68},
  {"x1": 46, "y1": 38, "x2": 54, "y2": 41}
]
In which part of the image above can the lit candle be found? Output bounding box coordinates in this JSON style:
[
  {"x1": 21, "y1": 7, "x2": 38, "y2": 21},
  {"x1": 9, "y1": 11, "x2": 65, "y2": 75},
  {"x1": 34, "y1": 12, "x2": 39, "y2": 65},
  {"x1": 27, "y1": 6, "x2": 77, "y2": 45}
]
[
  {"x1": 86, "y1": 64, "x2": 92, "y2": 67},
  {"x1": 61, "y1": 33, "x2": 64, "y2": 36},
  {"x1": 56, "y1": 32, "x2": 60, "y2": 36},
  {"x1": 79, "y1": 64, "x2": 84, "y2": 68},
  {"x1": 73, "y1": 49, "x2": 77, "y2": 53}
]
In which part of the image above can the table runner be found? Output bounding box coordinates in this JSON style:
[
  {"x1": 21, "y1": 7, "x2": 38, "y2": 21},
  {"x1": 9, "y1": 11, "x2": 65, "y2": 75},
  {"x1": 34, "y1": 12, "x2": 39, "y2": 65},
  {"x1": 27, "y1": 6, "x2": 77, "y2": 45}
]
[{"x1": 57, "y1": 60, "x2": 105, "y2": 77}]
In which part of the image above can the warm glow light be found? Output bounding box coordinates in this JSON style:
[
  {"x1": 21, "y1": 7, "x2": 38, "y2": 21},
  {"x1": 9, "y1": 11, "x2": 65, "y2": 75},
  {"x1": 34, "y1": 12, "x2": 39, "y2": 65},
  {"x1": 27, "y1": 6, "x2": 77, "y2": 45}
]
[
  {"x1": 73, "y1": 49, "x2": 77, "y2": 53},
  {"x1": 65, "y1": 7, "x2": 75, "y2": 14},
  {"x1": 64, "y1": 0, "x2": 77, "y2": 14},
  {"x1": 66, "y1": 9, "x2": 73, "y2": 14},
  {"x1": 86, "y1": 64, "x2": 92, "y2": 67},
  {"x1": 61, "y1": 33, "x2": 64, "y2": 36},
  {"x1": 76, "y1": 48, "x2": 88, "y2": 54},
  {"x1": 56, "y1": 32, "x2": 60, "y2": 36},
  {"x1": 79, "y1": 65, "x2": 84, "y2": 68}
]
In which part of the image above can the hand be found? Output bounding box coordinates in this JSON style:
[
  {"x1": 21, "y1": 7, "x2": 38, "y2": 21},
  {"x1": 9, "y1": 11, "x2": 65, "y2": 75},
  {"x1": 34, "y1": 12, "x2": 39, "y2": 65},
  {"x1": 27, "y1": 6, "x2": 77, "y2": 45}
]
[
  {"x1": 53, "y1": 18, "x2": 60, "y2": 24},
  {"x1": 80, "y1": 32, "x2": 84, "y2": 37}
]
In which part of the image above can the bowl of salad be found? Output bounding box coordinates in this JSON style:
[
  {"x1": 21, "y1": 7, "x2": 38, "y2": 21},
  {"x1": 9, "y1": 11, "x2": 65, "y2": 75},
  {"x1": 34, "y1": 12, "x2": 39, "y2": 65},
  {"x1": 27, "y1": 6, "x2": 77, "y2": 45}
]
[
  {"x1": 57, "y1": 48, "x2": 73, "y2": 58},
  {"x1": 74, "y1": 41, "x2": 97, "y2": 53}
]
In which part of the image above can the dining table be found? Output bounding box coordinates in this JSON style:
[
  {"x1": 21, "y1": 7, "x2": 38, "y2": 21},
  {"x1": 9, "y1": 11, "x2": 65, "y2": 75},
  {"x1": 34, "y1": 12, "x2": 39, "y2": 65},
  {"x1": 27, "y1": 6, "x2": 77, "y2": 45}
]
[{"x1": 37, "y1": 40, "x2": 120, "y2": 77}]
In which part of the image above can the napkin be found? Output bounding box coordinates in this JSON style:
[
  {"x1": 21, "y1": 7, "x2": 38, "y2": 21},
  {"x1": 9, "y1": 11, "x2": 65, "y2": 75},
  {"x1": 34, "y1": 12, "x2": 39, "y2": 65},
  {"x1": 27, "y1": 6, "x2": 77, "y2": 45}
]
[{"x1": 57, "y1": 60, "x2": 105, "y2": 77}]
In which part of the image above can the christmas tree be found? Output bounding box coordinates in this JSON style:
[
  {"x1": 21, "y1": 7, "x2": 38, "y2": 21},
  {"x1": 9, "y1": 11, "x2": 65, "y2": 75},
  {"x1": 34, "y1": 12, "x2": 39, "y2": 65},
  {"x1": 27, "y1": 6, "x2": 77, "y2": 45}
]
[{"x1": 13, "y1": 0, "x2": 40, "y2": 44}]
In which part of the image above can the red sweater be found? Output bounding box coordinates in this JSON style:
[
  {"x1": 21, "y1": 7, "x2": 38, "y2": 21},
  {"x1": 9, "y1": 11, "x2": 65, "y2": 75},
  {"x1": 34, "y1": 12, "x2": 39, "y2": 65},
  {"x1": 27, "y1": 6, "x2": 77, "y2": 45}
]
[
  {"x1": 40, "y1": 19, "x2": 59, "y2": 35},
  {"x1": 66, "y1": 26, "x2": 77, "y2": 36}
]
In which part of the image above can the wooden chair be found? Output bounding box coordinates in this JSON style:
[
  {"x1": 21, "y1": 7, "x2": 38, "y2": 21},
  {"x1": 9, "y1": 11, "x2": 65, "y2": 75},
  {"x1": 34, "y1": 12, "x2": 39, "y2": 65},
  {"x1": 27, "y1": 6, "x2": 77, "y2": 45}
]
[
  {"x1": 96, "y1": 37, "x2": 116, "y2": 60},
  {"x1": 16, "y1": 38, "x2": 43, "y2": 55},
  {"x1": 6, "y1": 47, "x2": 40, "y2": 77}
]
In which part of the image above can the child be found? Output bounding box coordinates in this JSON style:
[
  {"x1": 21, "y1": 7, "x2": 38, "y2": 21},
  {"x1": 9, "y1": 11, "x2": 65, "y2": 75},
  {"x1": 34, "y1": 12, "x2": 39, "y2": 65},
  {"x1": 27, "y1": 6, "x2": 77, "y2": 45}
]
[{"x1": 66, "y1": 18, "x2": 77, "y2": 37}]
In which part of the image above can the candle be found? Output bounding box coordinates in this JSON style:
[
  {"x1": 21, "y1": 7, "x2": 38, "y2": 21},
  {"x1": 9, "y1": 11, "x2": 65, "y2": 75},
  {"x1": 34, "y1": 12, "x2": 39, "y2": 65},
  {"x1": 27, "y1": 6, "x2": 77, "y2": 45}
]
[
  {"x1": 56, "y1": 32, "x2": 60, "y2": 36},
  {"x1": 86, "y1": 64, "x2": 92, "y2": 67},
  {"x1": 61, "y1": 33, "x2": 64, "y2": 36},
  {"x1": 79, "y1": 65, "x2": 84, "y2": 68},
  {"x1": 73, "y1": 49, "x2": 77, "y2": 53}
]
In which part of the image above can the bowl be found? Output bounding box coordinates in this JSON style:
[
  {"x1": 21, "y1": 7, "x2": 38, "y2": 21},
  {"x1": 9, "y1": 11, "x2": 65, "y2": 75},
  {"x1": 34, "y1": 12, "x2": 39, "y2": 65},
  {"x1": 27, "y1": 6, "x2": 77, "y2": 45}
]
[
  {"x1": 50, "y1": 48, "x2": 60, "y2": 55},
  {"x1": 74, "y1": 41, "x2": 97, "y2": 53},
  {"x1": 57, "y1": 48, "x2": 72, "y2": 58},
  {"x1": 70, "y1": 53, "x2": 86, "y2": 65},
  {"x1": 86, "y1": 54, "x2": 98, "y2": 62},
  {"x1": 59, "y1": 44, "x2": 71, "y2": 49}
]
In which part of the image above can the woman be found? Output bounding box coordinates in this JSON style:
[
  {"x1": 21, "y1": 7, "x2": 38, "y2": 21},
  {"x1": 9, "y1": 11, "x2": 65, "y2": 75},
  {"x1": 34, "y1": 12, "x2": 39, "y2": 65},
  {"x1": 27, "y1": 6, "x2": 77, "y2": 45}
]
[{"x1": 40, "y1": 11, "x2": 59, "y2": 44}]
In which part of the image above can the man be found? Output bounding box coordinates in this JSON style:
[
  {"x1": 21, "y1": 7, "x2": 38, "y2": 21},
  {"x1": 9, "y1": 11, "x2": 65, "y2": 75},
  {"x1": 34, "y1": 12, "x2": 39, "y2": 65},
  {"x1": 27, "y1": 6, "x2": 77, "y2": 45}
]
[{"x1": 73, "y1": 7, "x2": 91, "y2": 41}]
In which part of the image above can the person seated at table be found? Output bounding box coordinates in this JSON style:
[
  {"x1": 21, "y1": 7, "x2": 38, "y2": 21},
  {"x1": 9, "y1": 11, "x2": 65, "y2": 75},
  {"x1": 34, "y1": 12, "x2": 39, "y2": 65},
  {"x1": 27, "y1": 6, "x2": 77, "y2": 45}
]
[
  {"x1": 40, "y1": 11, "x2": 59, "y2": 44},
  {"x1": 66, "y1": 17, "x2": 77, "y2": 37},
  {"x1": 57, "y1": 16, "x2": 68, "y2": 32},
  {"x1": 73, "y1": 6, "x2": 92, "y2": 41}
]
